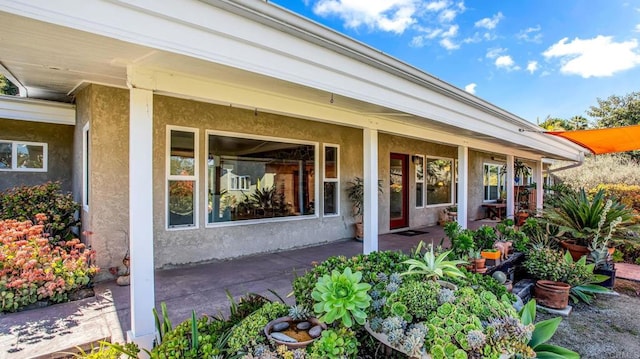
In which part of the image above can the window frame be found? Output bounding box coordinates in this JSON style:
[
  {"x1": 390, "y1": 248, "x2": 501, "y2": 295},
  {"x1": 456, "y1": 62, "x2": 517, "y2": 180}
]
[
  {"x1": 205, "y1": 130, "x2": 319, "y2": 228},
  {"x1": 425, "y1": 155, "x2": 454, "y2": 207},
  {"x1": 82, "y1": 123, "x2": 90, "y2": 212},
  {"x1": 0, "y1": 140, "x2": 48, "y2": 172},
  {"x1": 414, "y1": 154, "x2": 425, "y2": 208},
  {"x1": 323, "y1": 143, "x2": 340, "y2": 217},
  {"x1": 166, "y1": 125, "x2": 199, "y2": 230},
  {"x1": 483, "y1": 162, "x2": 505, "y2": 202}
]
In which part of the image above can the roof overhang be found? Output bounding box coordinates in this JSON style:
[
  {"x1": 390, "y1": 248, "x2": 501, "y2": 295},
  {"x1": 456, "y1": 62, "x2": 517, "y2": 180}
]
[
  {"x1": 0, "y1": 0, "x2": 585, "y2": 161},
  {"x1": 0, "y1": 95, "x2": 75, "y2": 125}
]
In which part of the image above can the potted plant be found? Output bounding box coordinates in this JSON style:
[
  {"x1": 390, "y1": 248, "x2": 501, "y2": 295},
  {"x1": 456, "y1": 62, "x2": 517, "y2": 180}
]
[
  {"x1": 468, "y1": 249, "x2": 486, "y2": 273},
  {"x1": 480, "y1": 248, "x2": 501, "y2": 261},
  {"x1": 346, "y1": 177, "x2": 382, "y2": 240}
]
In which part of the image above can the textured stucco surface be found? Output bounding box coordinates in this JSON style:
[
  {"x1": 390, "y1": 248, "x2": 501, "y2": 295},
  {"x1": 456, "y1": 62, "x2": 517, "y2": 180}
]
[
  {"x1": 377, "y1": 133, "x2": 459, "y2": 231},
  {"x1": 0, "y1": 118, "x2": 73, "y2": 192},
  {"x1": 153, "y1": 95, "x2": 363, "y2": 267},
  {"x1": 74, "y1": 85, "x2": 131, "y2": 278}
]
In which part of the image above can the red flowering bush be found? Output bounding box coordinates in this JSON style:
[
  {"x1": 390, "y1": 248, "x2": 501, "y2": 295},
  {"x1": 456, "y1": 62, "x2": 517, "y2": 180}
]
[{"x1": 0, "y1": 215, "x2": 99, "y2": 312}]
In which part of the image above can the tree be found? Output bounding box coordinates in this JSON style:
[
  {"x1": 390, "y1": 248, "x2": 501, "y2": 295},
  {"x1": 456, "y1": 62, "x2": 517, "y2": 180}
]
[
  {"x1": 538, "y1": 115, "x2": 588, "y2": 131},
  {"x1": 0, "y1": 75, "x2": 19, "y2": 96},
  {"x1": 587, "y1": 91, "x2": 640, "y2": 128}
]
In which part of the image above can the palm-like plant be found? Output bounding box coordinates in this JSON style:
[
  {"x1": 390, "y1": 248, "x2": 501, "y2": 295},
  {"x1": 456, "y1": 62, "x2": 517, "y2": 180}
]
[
  {"x1": 402, "y1": 242, "x2": 466, "y2": 280},
  {"x1": 543, "y1": 188, "x2": 636, "y2": 246}
]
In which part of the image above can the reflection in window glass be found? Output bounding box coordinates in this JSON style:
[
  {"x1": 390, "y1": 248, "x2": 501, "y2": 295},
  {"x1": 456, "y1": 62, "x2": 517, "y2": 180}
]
[
  {"x1": 415, "y1": 155, "x2": 424, "y2": 207},
  {"x1": 324, "y1": 182, "x2": 337, "y2": 215},
  {"x1": 325, "y1": 146, "x2": 337, "y2": 179},
  {"x1": 168, "y1": 180, "x2": 195, "y2": 226},
  {"x1": 16, "y1": 144, "x2": 44, "y2": 169},
  {"x1": 484, "y1": 163, "x2": 504, "y2": 201},
  {"x1": 0, "y1": 142, "x2": 11, "y2": 169},
  {"x1": 208, "y1": 134, "x2": 316, "y2": 223},
  {"x1": 416, "y1": 183, "x2": 424, "y2": 207},
  {"x1": 170, "y1": 131, "x2": 195, "y2": 176},
  {"x1": 426, "y1": 158, "x2": 453, "y2": 205}
]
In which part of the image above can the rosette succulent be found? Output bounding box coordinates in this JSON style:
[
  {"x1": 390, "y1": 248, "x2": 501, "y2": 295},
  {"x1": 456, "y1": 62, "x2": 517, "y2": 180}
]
[{"x1": 311, "y1": 267, "x2": 372, "y2": 327}]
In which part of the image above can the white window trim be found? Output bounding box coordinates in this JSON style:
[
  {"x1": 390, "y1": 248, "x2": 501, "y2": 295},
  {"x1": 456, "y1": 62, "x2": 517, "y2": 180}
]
[
  {"x1": 425, "y1": 155, "x2": 454, "y2": 208},
  {"x1": 205, "y1": 129, "x2": 319, "y2": 228},
  {"x1": 323, "y1": 143, "x2": 340, "y2": 217},
  {"x1": 414, "y1": 154, "x2": 425, "y2": 209},
  {"x1": 82, "y1": 123, "x2": 90, "y2": 212},
  {"x1": 166, "y1": 125, "x2": 199, "y2": 230},
  {"x1": 0, "y1": 140, "x2": 48, "y2": 172},
  {"x1": 483, "y1": 162, "x2": 504, "y2": 203}
]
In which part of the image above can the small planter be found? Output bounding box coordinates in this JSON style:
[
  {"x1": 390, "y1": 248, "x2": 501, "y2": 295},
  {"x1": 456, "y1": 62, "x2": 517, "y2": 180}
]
[
  {"x1": 481, "y1": 250, "x2": 501, "y2": 260},
  {"x1": 561, "y1": 240, "x2": 589, "y2": 261},
  {"x1": 264, "y1": 316, "x2": 326, "y2": 350},
  {"x1": 515, "y1": 212, "x2": 529, "y2": 226},
  {"x1": 472, "y1": 258, "x2": 486, "y2": 270},
  {"x1": 534, "y1": 280, "x2": 570, "y2": 310},
  {"x1": 594, "y1": 267, "x2": 616, "y2": 289},
  {"x1": 354, "y1": 222, "x2": 364, "y2": 240}
]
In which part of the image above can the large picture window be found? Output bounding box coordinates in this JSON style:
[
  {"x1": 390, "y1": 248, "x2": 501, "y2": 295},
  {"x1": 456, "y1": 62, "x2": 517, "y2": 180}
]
[
  {"x1": 484, "y1": 163, "x2": 505, "y2": 202},
  {"x1": 0, "y1": 140, "x2": 47, "y2": 172},
  {"x1": 167, "y1": 127, "x2": 198, "y2": 228},
  {"x1": 207, "y1": 132, "x2": 316, "y2": 224},
  {"x1": 323, "y1": 144, "x2": 339, "y2": 216},
  {"x1": 426, "y1": 157, "x2": 453, "y2": 205}
]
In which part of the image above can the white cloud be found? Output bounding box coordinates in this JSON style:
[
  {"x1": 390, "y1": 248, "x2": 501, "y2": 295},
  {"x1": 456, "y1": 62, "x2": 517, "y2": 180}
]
[
  {"x1": 542, "y1": 35, "x2": 640, "y2": 78},
  {"x1": 440, "y1": 37, "x2": 460, "y2": 50},
  {"x1": 474, "y1": 12, "x2": 504, "y2": 30},
  {"x1": 636, "y1": 24, "x2": 640, "y2": 32},
  {"x1": 495, "y1": 55, "x2": 520, "y2": 71},
  {"x1": 516, "y1": 25, "x2": 543, "y2": 43},
  {"x1": 442, "y1": 24, "x2": 459, "y2": 37},
  {"x1": 313, "y1": 0, "x2": 418, "y2": 34},
  {"x1": 464, "y1": 83, "x2": 477, "y2": 94},
  {"x1": 527, "y1": 61, "x2": 539, "y2": 74},
  {"x1": 439, "y1": 8, "x2": 458, "y2": 22},
  {"x1": 425, "y1": 0, "x2": 448, "y2": 12},
  {"x1": 486, "y1": 47, "x2": 507, "y2": 59}
]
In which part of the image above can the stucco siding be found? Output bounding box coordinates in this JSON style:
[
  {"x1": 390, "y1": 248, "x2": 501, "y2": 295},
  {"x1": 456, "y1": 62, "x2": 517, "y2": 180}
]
[{"x1": 0, "y1": 118, "x2": 73, "y2": 192}]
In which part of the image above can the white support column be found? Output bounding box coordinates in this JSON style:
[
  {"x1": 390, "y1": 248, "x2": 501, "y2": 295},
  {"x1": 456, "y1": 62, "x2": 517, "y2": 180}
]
[
  {"x1": 363, "y1": 128, "x2": 379, "y2": 254},
  {"x1": 127, "y1": 87, "x2": 156, "y2": 351},
  {"x1": 457, "y1": 146, "x2": 468, "y2": 229},
  {"x1": 505, "y1": 155, "x2": 515, "y2": 219},
  {"x1": 535, "y1": 160, "x2": 544, "y2": 214}
]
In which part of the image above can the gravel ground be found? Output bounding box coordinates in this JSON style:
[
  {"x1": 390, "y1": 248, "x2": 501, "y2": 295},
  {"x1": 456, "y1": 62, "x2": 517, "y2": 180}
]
[{"x1": 541, "y1": 279, "x2": 640, "y2": 359}]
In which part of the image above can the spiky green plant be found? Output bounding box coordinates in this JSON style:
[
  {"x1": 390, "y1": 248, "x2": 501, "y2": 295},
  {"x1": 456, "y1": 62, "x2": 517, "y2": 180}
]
[
  {"x1": 402, "y1": 243, "x2": 467, "y2": 280},
  {"x1": 288, "y1": 304, "x2": 311, "y2": 321},
  {"x1": 311, "y1": 267, "x2": 372, "y2": 327}
]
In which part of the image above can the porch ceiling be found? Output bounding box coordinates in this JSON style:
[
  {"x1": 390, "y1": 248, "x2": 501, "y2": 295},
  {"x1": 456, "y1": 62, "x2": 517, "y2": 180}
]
[{"x1": 0, "y1": 9, "x2": 577, "y2": 160}]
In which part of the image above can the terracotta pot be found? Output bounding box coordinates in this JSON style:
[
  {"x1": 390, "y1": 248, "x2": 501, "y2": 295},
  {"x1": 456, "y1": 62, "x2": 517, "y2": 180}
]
[
  {"x1": 561, "y1": 240, "x2": 589, "y2": 261},
  {"x1": 608, "y1": 247, "x2": 615, "y2": 256},
  {"x1": 481, "y1": 250, "x2": 501, "y2": 260},
  {"x1": 503, "y1": 279, "x2": 513, "y2": 293},
  {"x1": 535, "y1": 280, "x2": 570, "y2": 309},
  {"x1": 472, "y1": 257, "x2": 486, "y2": 270},
  {"x1": 515, "y1": 212, "x2": 529, "y2": 226},
  {"x1": 355, "y1": 222, "x2": 364, "y2": 240}
]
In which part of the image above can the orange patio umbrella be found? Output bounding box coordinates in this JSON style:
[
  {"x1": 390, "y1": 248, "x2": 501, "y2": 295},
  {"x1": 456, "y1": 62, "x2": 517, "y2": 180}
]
[{"x1": 546, "y1": 124, "x2": 640, "y2": 154}]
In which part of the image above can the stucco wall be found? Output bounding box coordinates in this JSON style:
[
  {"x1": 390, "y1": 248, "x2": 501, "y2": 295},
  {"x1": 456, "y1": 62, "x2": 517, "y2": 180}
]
[
  {"x1": 153, "y1": 95, "x2": 363, "y2": 267},
  {"x1": 0, "y1": 118, "x2": 73, "y2": 192},
  {"x1": 468, "y1": 150, "x2": 500, "y2": 220},
  {"x1": 74, "y1": 85, "x2": 131, "y2": 277},
  {"x1": 377, "y1": 133, "x2": 458, "y2": 231}
]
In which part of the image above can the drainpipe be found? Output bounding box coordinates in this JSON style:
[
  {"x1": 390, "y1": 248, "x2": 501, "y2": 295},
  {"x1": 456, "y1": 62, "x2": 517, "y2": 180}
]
[{"x1": 548, "y1": 152, "x2": 585, "y2": 174}]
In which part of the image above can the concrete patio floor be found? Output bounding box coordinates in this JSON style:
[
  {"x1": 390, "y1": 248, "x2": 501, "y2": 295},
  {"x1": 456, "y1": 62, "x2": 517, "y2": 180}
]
[{"x1": 8, "y1": 220, "x2": 639, "y2": 358}]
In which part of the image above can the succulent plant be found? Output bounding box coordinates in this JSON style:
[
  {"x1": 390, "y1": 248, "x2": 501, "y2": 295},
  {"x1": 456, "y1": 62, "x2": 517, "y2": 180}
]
[
  {"x1": 308, "y1": 328, "x2": 358, "y2": 359},
  {"x1": 466, "y1": 330, "x2": 486, "y2": 349},
  {"x1": 437, "y1": 287, "x2": 456, "y2": 305},
  {"x1": 288, "y1": 304, "x2": 311, "y2": 321},
  {"x1": 311, "y1": 267, "x2": 372, "y2": 327},
  {"x1": 402, "y1": 243, "x2": 467, "y2": 280}
]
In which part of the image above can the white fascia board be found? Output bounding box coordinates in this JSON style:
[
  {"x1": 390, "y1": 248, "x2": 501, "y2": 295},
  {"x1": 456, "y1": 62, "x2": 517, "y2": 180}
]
[
  {"x1": 0, "y1": 0, "x2": 580, "y2": 159},
  {"x1": 0, "y1": 95, "x2": 75, "y2": 125},
  {"x1": 130, "y1": 67, "x2": 581, "y2": 162}
]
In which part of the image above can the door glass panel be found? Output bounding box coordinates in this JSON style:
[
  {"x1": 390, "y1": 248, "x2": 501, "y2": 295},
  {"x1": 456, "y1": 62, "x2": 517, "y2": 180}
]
[{"x1": 390, "y1": 157, "x2": 404, "y2": 221}]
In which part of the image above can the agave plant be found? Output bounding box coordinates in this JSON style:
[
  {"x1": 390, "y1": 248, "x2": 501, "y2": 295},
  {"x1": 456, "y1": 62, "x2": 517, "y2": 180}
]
[
  {"x1": 402, "y1": 242, "x2": 466, "y2": 280},
  {"x1": 519, "y1": 299, "x2": 579, "y2": 359},
  {"x1": 312, "y1": 267, "x2": 372, "y2": 327}
]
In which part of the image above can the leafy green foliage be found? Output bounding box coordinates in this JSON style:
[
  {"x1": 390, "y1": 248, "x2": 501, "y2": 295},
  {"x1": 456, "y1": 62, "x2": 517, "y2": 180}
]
[
  {"x1": 402, "y1": 243, "x2": 466, "y2": 280},
  {"x1": 519, "y1": 300, "x2": 580, "y2": 359},
  {"x1": 227, "y1": 301, "x2": 288, "y2": 353},
  {"x1": 587, "y1": 91, "x2": 640, "y2": 128},
  {"x1": 312, "y1": 267, "x2": 371, "y2": 327},
  {"x1": 473, "y1": 225, "x2": 497, "y2": 250},
  {"x1": 153, "y1": 302, "x2": 173, "y2": 344},
  {"x1": 0, "y1": 75, "x2": 18, "y2": 96},
  {"x1": 152, "y1": 313, "x2": 231, "y2": 359},
  {"x1": 0, "y1": 182, "x2": 81, "y2": 243},
  {"x1": 390, "y1": 279, "x2": 439, "y2": 320},
  {"x1": 308, "y1": 328, "x2": 358, "y2": 359}
]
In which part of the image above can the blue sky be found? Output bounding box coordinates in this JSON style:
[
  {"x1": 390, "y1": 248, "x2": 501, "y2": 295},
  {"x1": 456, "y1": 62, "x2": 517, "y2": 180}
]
[{"x1": 271, "y1": 0, "x2": 640, "y2": 124}]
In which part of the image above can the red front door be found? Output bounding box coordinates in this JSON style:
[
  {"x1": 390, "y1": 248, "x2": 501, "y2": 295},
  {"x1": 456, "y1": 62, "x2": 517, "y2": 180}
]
[{"x1": 390, "y1": 153, "x2": 409, "y2": 229}]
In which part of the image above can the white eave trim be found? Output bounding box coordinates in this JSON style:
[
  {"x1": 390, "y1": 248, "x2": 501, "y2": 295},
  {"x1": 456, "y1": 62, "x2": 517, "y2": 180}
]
[{"x1": 0, "y1": 95, "x2": 75, "y2": 125}]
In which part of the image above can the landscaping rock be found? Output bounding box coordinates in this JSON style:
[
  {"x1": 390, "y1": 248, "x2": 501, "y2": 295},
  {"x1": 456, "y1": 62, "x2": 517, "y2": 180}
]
[
  {"x1": 272, "y1": 322, "x2": 290, "y2": 332},
  {"x1": 68, "y1": 288, "x2": 95, "y2": 301},
  {"x1": 308, "y1": 325, "x2": 323, "y2": 338},
  {"x1": 296, "y1": 321, "x2": 311, "y2": 330},
  {"x1": 270, "y1": 332, "x2": 297, "y2": 343}
]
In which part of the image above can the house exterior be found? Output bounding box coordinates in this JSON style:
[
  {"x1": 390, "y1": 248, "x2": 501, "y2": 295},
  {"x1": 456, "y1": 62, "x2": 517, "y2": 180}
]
[{"x1": 0, "y1": 0, "x2": 585, "y2": 348}]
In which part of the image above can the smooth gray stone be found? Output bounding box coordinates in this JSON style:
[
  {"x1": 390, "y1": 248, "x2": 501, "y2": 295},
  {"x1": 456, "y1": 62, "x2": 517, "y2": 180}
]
[
  {"x1": 272, "y1": 322, "x2": 290, "y2": 332},
  {"x1": 296, "y1": 321, "x2": 311, "y2": 330},
  {"x1": 270, "y1": 332, "x2": 298, "y2": 343},
  {"x1": 309, "y1": 325, "x2": 323, "y2": 338}
]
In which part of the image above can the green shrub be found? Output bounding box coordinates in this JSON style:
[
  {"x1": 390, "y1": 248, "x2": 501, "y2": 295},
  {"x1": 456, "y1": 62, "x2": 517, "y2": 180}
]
[
  {"x1": 227, "y1": 301, "x2": 288, "y2": 353},
  {"x1": 71, "y1": 342, "x2": 139, "y2": 358},
  {"x1": 0, "y1": 218, "x2": 99, "y2": 312},
  {"x1": 473, "y1": 225, "x2": 497, "y2": 250},
  {"x1": 0, "y1": 182, "x2": 80, "y2": 242},
  {"x1": 308, "y1": 327, "x2": 358, "y2": 359},
  {"x1": 151, "y1": 313, "x2": 230, "y2": 359}
]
